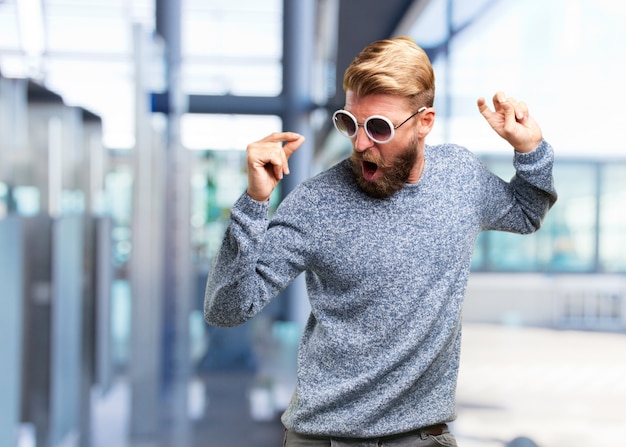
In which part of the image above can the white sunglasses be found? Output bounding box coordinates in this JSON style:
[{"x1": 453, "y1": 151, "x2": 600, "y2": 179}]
[{"x1": 332, "y1": 106, "x2": 427, "y2": 144}]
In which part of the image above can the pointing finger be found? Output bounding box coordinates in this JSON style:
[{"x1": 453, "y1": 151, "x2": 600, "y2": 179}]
[{"x1": 262, "y1": 131, "x2": 303, "y2": 145}]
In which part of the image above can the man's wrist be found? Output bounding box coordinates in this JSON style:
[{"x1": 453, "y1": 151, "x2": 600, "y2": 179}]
[
  {"x1": 246, "y1": 189, "x2": 270, "y2": 203},
  {"x1": 514, "y1": 138, "x2": 543, "y2": 154}
]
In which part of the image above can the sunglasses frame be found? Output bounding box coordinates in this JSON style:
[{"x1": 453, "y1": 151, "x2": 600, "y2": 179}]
[{"x1": 332, "y1": 106, "x2": 427, "y2": 144}]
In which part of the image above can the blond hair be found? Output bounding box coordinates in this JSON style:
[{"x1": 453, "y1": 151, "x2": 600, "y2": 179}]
[{"x1": 343, "y1": 36, "x2": 435, "y2": 109}]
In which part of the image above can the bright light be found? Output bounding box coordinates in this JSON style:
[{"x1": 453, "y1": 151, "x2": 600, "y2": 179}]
[{"x1": 16, "y1": 0, "x2": 45, "y2": 75}]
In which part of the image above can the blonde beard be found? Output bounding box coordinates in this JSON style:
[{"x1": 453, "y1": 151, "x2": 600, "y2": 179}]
[{"x1": 349, "y1": 136, "x2": 419, "y2": 199}]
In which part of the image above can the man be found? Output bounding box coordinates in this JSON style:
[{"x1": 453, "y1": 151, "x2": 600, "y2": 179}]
[{"x1": 204, "y1": 36, "x2": 556, "y2": 446}]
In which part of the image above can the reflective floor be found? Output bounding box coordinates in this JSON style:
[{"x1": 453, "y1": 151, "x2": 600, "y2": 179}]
[
  {"x1": 455, "y1": 324, "x2": 626, "y2": 447},
  {"x1": 90, "y1": 324, "x2": 626, "y2": 447},
  {"x1": 92, "y1": 372, "x2": 284, "y2": 447}
]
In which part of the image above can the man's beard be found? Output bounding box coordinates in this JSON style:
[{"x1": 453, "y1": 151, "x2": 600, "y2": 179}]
[{"x1": 349, "y1": 137, "x2": 419, "y2": 199}]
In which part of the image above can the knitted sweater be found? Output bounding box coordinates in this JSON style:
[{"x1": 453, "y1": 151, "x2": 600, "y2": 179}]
[{"x1": 204, "y1": 141, "x2": 556, "y2": 438}]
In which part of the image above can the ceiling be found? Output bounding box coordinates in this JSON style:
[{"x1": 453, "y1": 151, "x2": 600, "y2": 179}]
[{"x1": 0, "y1": 0, "x2": 429, "y2": 148}]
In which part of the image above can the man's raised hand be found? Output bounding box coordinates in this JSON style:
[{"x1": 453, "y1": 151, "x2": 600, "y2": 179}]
[
  {"x1": 477, "y1": 91, "x2": 543, "y2": 154},
  {"x1": 246, "y1": 132, "x2": 306, "y2": 202}
]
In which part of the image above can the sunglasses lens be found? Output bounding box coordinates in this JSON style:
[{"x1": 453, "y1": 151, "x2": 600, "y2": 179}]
[
  {"x1": 334, "y1": 112, "x2": 357, "y2": 137},
  {"x1": 332, "y1": 111, "x2": 395, "y2": 143},
  {"x1": 366, "y1": 118, "x2": 393, "y2": 142}
]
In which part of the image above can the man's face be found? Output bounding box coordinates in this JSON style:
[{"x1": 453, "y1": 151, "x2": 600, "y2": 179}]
[
  {"x1": 344, "y1": 92, "x2": 423, "y2": 199},
  {"x1": 349, "y1": 135, "x2": 418, "y2": 199}
]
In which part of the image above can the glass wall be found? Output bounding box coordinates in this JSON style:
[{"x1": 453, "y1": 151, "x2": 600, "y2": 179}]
[
  {"x1": 406, "y1": 0, "x2": 626, "y2": 274},
  {"x1": 599, "y1": 164, "x2": 626, "y2": 272},
  {"x1": 181, "y1": 0, "x2": 283, "y2": 97},
  {"x1": 472, "y1": 158, "x2": 626, "y2": 273}
]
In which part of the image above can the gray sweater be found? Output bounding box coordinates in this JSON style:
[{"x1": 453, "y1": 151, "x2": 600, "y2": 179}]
[{"x1": 204, "y1": 141, "x2": 556, "y2": 438}]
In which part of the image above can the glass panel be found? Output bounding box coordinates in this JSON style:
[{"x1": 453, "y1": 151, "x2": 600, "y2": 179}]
[
  {"x1": 0, "y1": 218, "x2": 24, "y2": 447},
  {"x1": 190, "y1": 149, "x2": 282, "y2": 267},
  {"x1": 50, "y1": 216, "x2": 84, "y2": 444},
  {"x1": 12, "y1": 186, "x2": 40, "y2": 216},
  {"x1": 182, "y1": 61, "x2": 282, "y2": 96},
  {"x1": 485, "y1": 231, "x2": 540, "y2": 272},
  {"x1": 472, "y1": 159, "x2": 598, "y2": 272},
  {"x1": 548, "y1": 163, "x2": 597, "y2": 272},
  {"x1": 182, "y1": 0, "x2": 282, "y2": 97},
  {"x1": 105, "y1": 166, "x2": 133, "y2": 268},
  {"x1": 191, "y1": 150, "x2": 247, "y2": 266},
  {"x1": 0, "y1": 182, "x2": 7, "y2": 218},
  {"x1": 599, "y1": 163, "x2": 626, "y2": 272},
  {"x1": 181, "y1": 113, "x2": 282, "y2": 150},
  {"x1": 44, "y1": 59, "x2": 135, "y2": 149}
]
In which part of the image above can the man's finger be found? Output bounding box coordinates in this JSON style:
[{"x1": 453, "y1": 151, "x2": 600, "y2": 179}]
[
  {"x1": 513, "y1": 101, "x2": 528, "y2": 121},
  {"x1": 493, "y1": 94, "x2": 518, "y2": 128},
  {"x1": 261, "y1": 131, "x2": 302, "y2": 145},
  {"x1": 283, "y1": 133, "x2": 306, "y2": 159},
  {"x1": 477, "y1": 97, "x2": 492, "y2": 118},
  {"x1": 273, "y1": 162, "x2": 284, "y2": 180}
]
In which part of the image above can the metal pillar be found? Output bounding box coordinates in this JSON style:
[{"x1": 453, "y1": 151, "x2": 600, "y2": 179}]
[
  {"x1": 129, "y1": 24, "x2": 164, "y2": 440},
  {"x1": 50, "y1": 215, "x2": 84, "y2": 446},
  {"x1": 0, "y1": 217, "x2": 24, "y2": 447},
  {"x1": 280, "y1": 0, "x2": 317, "y2": 327},
  {"x1": 156, "y1": 0, "x2": 193, "y2": 444}
]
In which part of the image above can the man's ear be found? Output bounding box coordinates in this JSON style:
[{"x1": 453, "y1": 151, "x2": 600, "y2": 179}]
[{"x1": 418, "y1": 107, "x2": 435, "y2": 138}]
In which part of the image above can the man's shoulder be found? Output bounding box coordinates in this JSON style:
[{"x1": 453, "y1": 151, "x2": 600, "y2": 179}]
[
  {"x1": 426, "y1": 143, "x2": 476, "y2": 159},
  {"x1": 424, "y1": 143, "x2": 484, "y2": 181}
]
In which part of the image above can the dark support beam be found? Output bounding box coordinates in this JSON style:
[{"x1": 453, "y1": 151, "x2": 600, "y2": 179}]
[
  {"x1": 130, "y1": 0, "x2": 191, "y2": 444},
  {"x1": 151, "y1": 92, "x2": 286, "y2": 116},
  {"x1": 156, "y1": 0, "x2": 193, "y2": 445},
  {"x1": 277, "y1": 0, "x2": 317, "y2": 325}
]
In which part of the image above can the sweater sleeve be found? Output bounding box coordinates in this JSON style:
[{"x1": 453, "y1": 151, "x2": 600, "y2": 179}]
[
  {"x1": 203, "y1": 189, "x2": 314, "y2": 327},
  {"x1": 479, "y1": 139, "x2": 557, "y2": 233}
]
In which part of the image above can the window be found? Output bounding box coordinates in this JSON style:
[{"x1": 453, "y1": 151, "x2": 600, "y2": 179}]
[
  {"x1": 599, "y1": 164, "x2": 626, "y2": 272},
  {"x1": 472, "y1": 159, "x2": 626, "y2": 273}
]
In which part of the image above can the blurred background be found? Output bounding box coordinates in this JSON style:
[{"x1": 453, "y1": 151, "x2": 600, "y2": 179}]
[{"x1": 1, "y1": 0, "x2": 625, "y2": 446}]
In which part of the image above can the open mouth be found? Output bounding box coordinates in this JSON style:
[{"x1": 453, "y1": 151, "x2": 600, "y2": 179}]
[{"x1": 362, "y1": 160, "x2": 379, "y2": 181}]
